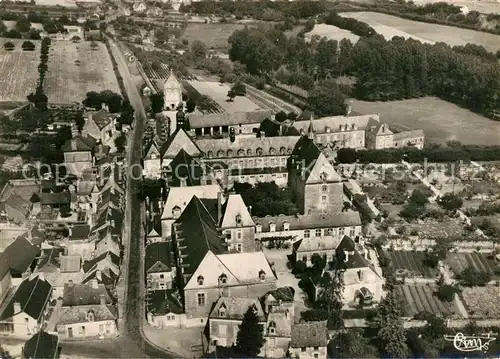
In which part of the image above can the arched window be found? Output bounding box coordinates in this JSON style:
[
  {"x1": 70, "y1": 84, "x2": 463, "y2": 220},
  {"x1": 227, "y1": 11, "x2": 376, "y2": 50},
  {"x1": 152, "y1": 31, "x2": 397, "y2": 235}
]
[
  {"x1": 256, "y1": 148, "x2": 263, "y2": 156},
  {"x1": 286, "y1": 148, "x2": 292, "y2": 154},
  {"x1": 236, "y1": 215, "x2": 242, "y2": 226},
  {"x1": 207, "y1": 151, "x2": 213, "y2": 158},
  {"x1": 197, "y1": 275, "x2": 204, "y2": 285},
  {"x1": 87, "y1": 310, "x2": 95, "y2": 322},
  {"x1": 259, "y1": 270, "x2": 266, "y2": 281},
  {"x1": 268, "y1": 321, "x2": 276, "y2": 335},
  {"x1": 218, "y1": 304, "x2": 226, "y2": 317},
  {"x1": 217, "y1": 150, "x2": 225, "y2": 157},
  {"x1": 269, "y1": 147, "x2": 276, "y2": 155},
  {"x1": 219, "y1": 273, "x2": 228, "y2": 284},
  {"x1": 247, "y1": 149, "x2": 253, "y2": 156},
  {"x1": 279, "y1": 147, "x2": 286, "y2": 155},
  {"x1": 227, "y1": 149, "x2": 233, "y2": 157},
  {"x1": 237, "y1": 149, "x2": 245, "y2": 157}
]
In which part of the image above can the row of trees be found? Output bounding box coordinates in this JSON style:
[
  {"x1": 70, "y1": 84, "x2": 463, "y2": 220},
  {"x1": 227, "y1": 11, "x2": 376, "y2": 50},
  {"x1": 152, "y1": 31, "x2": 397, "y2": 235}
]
[
  {"x1": 3, "y1": 40, "x2": 36, "y2": 51},
  {"x1": 337, "y1": 144, "x2": 500, "y2": 164},
  {"x1": 180, "y1": 0, "x2": 328, "y2": 20},
  {"x1": 228, "y1": 13, "x2": 499, "y2": 119},
  {"x1": 323, "y1": 11, "x2": 376, "y2": 37},
  {"x1": 27, "y1": 36, "x2": 51, "y2": 111}
]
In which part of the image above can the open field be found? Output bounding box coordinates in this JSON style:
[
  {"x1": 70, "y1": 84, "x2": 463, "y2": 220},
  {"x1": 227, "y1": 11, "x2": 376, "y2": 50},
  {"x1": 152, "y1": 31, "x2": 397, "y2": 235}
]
[
  {"x1": 0, "y1": 39, "x2": 40, "y2": 102},
  {"x1": 461, "y1": 286, "x2": 500, "y2": 318},
  {"x1": 445, "y1": 252, "x2": 499, "y2": 277},
  {"x1": 44, "y1": 41, "x2": 120, "y2": 104},
  {"x1": 385, "y1": 250, "x2": 439, "y2": 278},
  {"x1": 350, "y1": 97, "x2": 500, "y2": 145},
  {"x1": 181, "y1": 23, "x2": 249, "y2": 50},
  {"x1": 395, "y1": 284, "x2": 461, "y2": 318},
  {"x1": 305, "y1": 24, "x2": 360, "y2": 43},
  {"x1": 188, "y1": 80, "x2": 262, "y2": 113},
  {"x1": 340, "y1": 12, "x2": 500, "y2": 52},
  {"x1": 413, "y1": 0, "x2": 500, "y2": 15}
]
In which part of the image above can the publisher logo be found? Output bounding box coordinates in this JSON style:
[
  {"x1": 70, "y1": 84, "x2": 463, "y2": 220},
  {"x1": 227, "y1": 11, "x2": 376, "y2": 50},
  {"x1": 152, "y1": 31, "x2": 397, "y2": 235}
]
[{"x1": 444, "y1": 332, "x2": 496, "y2": 353}]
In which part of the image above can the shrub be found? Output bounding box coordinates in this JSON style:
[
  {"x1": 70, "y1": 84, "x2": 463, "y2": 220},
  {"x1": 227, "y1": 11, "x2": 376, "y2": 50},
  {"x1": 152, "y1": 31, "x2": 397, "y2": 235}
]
[
  {"x1": 21, "y1": 40, "x2": 35, "y2": 51},
  {"x1": 3, "y1": 41, "x2": 15, "y2": 51},
  {"x1": 456, "y1": 267, "x2": 491, "y2": 287},
  {"x1": 436, "y1": 284, "x2": 460, "y2": 302}
]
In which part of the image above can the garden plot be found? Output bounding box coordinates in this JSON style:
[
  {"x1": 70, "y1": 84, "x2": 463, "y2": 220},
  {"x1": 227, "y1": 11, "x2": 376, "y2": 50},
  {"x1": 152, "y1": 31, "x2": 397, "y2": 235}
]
[
  {"x1": 406, "y1": 218, "x2": 466, "y2": 240},
  {"x1": 43, "y1": 41, "x2": 120, "y2": 104},
  {"x1": 395, "y1": 284, "x2": 461, "y2": 318},
  {"x1": 461, "y1": 286, "x2": 500, "y2": 319},
  {"x1": 340, "y1": 12, "x2": 500, "y2": 52},
  {"x1": 0, "y1": 39, "x2": 40, "y2": 102},
  {"x1": 181, "y1": 23, "x2": 249, "y2": 50},
  {"x1": 445, "y1": 252, "x2": 499, "y2": 278},
  {"x1": 188, "y1": 80, "x2": 263, "y2": 113},
  {"x1": 304, "y1": 24, "x2": 360, "y2": 43},
  {"x1": 385, "y1": 250, "x2": 439, "y2": 278}
]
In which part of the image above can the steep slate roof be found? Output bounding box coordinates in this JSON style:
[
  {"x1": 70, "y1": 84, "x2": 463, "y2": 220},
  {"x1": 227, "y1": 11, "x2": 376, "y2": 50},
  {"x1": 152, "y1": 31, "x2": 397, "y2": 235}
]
[
  {"x1": 1, "y1": 235, "x2": 40, "y2": 275},
  {"x1": 62, "y1": 282, "x2": 111, "y2": 306},
  {"x1": 290, "y1": 321, "x2": 328, "y2": 348},
  {"x1": 173, "y1": 196, "x2": 226, "y2": 275},
  {"x1": 253, "y1": 211, "x2": 362, "y2": 231},
  {"x1": 23, "y1": 330, "x2": 59, "y2": 359},
  {"x1": 305, "y1": 152, "x2": 341, "y2": 184},
  {"x1": 220, "y1": 194, "x2": 254, "y2": 228},
  {"x1": 40, "y1": 192, "x2": 71, "y2": 206},
  {"x1": 166, "y1": 149, "x2": 205, "y2": 187},
  {"x1": 290, "y1": 136, "x2": 321, "y2": 181},
  {"x1": 159, "y1": 128, "x2": 202, "y2": 159},
  {"x1": 82, "y1": 251, "x2": 120, "y2": 273},
  {"x1": 60, "y1": 255, "x2": 82, "y2": 273},
  {"x1": 336, "y1": 236, "x2": 370, "y2": 269},
  {"x1": 161, "y1": 184, "x2": 221, "y2": 220},
  {"x1": 195, "y1": 136, "x2": 299, "y2": 158},
  {"x1": 146, "y1": 290, "x2": 183, "y2": 315},
  {"x1": 393, "y1": 129, "x2": 425, "y2": 141},
  {"x1": 265, "y1": 287, "x2": 295, "y2": 303},
  {"x1": 69, "y1": 224, "x2": 91, "y2": 240},
  {"x1": 62, "y1": 135, "x2": 96, "y2": 152},
  {"x1": 209, "y1": 296, "x2": 265, "y2": 321},
  {"x1": 0, "y1": 275, "x2": 52, "y2": 320},
  {"x1": 88, "y1": 108, "x2": 114, "y2": 130},
  {"x1": 36, "y1": 247, "x2": 65, "y2": 272},
  {"x1": 292, "y1": 113, "x2": 380, "y2": 134},
  {"x1": 145, "y1": 242, "x2": 173, "y2": 273},
  {"x1": 58, "y1": 304, "x2": 117, "y2": 325}
]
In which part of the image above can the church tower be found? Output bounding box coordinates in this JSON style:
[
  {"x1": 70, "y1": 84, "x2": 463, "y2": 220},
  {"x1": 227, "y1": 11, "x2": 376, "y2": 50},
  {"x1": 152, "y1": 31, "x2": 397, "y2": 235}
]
[{"x1": 163, "y1": 70, "x2": 182, "y2": 111}]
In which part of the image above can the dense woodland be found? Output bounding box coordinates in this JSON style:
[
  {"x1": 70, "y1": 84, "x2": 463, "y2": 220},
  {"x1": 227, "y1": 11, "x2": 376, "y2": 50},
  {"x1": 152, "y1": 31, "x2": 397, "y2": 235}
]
[{"x1": 228, "y1": 13, "x2": 500, "y2": 119}]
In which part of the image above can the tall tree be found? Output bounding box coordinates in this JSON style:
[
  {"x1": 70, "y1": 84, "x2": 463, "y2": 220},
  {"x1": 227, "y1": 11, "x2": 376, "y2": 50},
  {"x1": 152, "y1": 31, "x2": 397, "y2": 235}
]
[
  {"x1": 308, "y1": 82, "x2": 346, "y2": 117},
  {"x1": 369, "y1": 291, "x2": 410, "y2": 358},
  {"x1": 235, "y1": 305, "x2": 265, "y2": 357}
]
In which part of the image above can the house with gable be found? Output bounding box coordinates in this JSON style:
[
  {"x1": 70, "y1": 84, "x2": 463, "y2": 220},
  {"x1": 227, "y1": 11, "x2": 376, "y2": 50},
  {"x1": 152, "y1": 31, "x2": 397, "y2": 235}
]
[
  {"x1": 145, "y1": 242, "x2": 175, "y2": 291},
  {"x1": 160, "y1": 184, "x2": 221, "y2": 238},
  {"x1": 219, "y1": 193, "x2": 257, "y2": 253},
  {"x1": 1, "y1": 234, "x2": 40, "y2": 286},
  {"x1": 146, "y1": 289, "x2": 183, "y2": 328},
  {"x1": 62, "y1": 135, "x2": 96, "y2": 176},
  {"x1": 83, "y1": 107, "x2": 117, "y2": 145},
  {"x1": 165, "y1": 149, "x2": 215, "y2": 187},
  {"x1": 208, "y1": 297, "x2": 265, "y2": 348},
  {"x1": 288, "y1": 321, "x2": 328, "y2": 359},
  {"x1": 0, "y1": 274, "x2": 52, "y2": 336},
  {"x1": 288, "y1": 136, "x2": 344, "y2": 215},
  {"x1": 143, "y1": 141, "x2": 162, "y2": 179},
  {"x1": 263, "y1": 306, "x2": 293, "y2": 358}
]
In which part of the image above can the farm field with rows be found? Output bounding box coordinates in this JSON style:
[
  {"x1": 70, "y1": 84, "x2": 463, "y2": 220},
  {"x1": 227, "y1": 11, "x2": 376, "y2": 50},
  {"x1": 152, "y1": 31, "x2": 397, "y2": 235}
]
[
  {"x1": 142, "y1": 62, "x2": 197, "y2": 93},
  {"x1": 340, "y1": 12, "x2": 500, "y2": 52},
  {"x1": 43, "y1": 41, "x2": 120, "y2": 104},
  {"x1": 246, "y1": 84, "x2": 301, "y2": 114},
  {"x1": 181, "y1": 23, "x2": 249, "y2": 50},
  {"x1": 445, "y1": 252, "x2": 499, "y2": 277},
  {"x1": 182, "y1": 81, "x2": 223, "y2": 114},
  {"x1": 384, "y1": 250, "x2": 439, "y2": 278},
  {"x1": 395, "y1": 284, "x2": 461, "y2": 317},
  {"x1": 0, "y1": 39, "x2": 41, "y2": 102}
]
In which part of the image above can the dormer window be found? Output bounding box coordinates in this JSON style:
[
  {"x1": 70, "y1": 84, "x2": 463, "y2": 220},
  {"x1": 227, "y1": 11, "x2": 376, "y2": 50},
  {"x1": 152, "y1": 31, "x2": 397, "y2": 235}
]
[
  {"x1": 256, "y1": 223, "x2": 262, "y2": 233},
  {"x1": 269, "y1": 222, "x2": 276, "y2": 232},
  {"x1": 256, "y1": 148, "x2": 263, "y2": 156},
  {"x1": 269, "y1": 147, "x2": 276, "y2": 155},
  {"x1": 172, "y1": 206, "x2": 181, "y2": 219},
  {"x1": 197, "y1": 275, "x2": 204, "y2": 285},
  {"x1": 259, "y1": 270, "x2": 266, "y2": 281},
  {"x1": 227, "y1": 149, "x2": 233, "y2": 157},
  {"x1": 237, "y1": 149, "x2": 245, "y2": 157},
  {"x1": 279, "y1": 147, "x2": 286, "y2": 155},
  {"x1": 236, "y1": 215, "x2": 242, "y2": 226},
  {"x1": 87, "y1": 310, "x2": 95, "y2": 322},
  {"x1": 283, "y1": 221, "x2": 289, "y2": 231},
  {"x1": 219, "y1": 305, "x2": 226, "y2": 317},
  {"x1": 268, "y1": 321, "x2": 276, "y2": 335},
  {"x1": 151, "y1": 153, "x2": 157, "y2": 159},
  {"x1": 207, "y1": 151, "x2": 213, "y2": 158},
  {"x1": 247, "y1": 149, "x2": 253, "y2": 156},
  {"x1": 320, "y1": 172, "x2": 328, "y2": 182},
  {"x1": 219, "y1": 273, "x2": 228, "y2": 284},
  {"x1": 217, "y1": 150, "x2": 224, "y2": 157}
]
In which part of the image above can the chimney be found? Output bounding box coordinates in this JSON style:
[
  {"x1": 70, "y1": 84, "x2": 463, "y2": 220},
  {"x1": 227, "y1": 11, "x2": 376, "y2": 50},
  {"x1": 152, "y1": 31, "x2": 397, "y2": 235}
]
[
  {"x1": 13, "y1": 302, "x2": 21, "y2": 313},
  {"x1": 381, "y1": 124, "x2": 385, "y2": 133},
  {"x1": 217, "y1": 192, "x2": 222, "y2": 224},
  {"x1": 99, "y1": 294, "x2": 106, "y2": 306},
  {"x1": 91, "y1": 279, "x2": 99, "y2": 289},
  {"x1": 180, "y1": 178, "x2": 187, "y2": 187},
  {"x1": 101, "y1": 103, "x2": 108, "y2": 111},
  {"x1": 358, "y1": 269, "x2": 364, "y2": 281},
  {"x1": 260, "y1": 131, "x2": 265, "y2": 138},
  {"x1": 344, "y1": 250, "x2": 349, "y2": 263}
]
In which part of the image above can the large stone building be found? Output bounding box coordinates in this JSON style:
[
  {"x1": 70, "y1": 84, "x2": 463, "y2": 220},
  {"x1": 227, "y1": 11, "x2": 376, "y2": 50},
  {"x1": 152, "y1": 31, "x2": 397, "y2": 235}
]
[{"x1": 163, "y1": 71, "x2": 183, "y2": 111}]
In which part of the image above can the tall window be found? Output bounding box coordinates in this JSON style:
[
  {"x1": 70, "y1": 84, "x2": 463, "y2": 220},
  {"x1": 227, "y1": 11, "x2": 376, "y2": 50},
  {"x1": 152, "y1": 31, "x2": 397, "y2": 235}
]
[
  {"x1": 322, "y1": 184, "x2": 328, "y2": 192},
  {"x1": 315, "y1": 229, "x2": 322, "y2": 237},
  {"x1": 304, "y1": 230, "x2": 310, "y2": 238},
  {"x1": 350, "y1": 227, "x2": 356, "y2": 238},
  {"x1": 339, "y1": 227, "x2": 345, "y2": 236},
  {"x1": 197, "y1": 293, "x2": 206, "y2": 307},
  {"x1": 321, "y1": 195, "x2": 327, "y2": 202}
]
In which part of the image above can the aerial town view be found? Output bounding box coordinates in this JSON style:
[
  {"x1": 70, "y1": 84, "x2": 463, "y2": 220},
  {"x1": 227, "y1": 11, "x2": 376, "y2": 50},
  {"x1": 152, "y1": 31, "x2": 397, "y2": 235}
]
[{"x1": 0, "y1": 0, "x2": 499, "y2": 357}]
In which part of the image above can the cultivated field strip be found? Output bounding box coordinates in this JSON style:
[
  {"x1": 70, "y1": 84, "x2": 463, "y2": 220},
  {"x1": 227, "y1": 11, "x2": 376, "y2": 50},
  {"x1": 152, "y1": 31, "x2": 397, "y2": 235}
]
[
  {"x1": 396, "y1": 284, "x2": 459, "y2": 317},
  {"x1": 445, "y1": 252, "x2": 498, "y2": 276},
  {"x1": 43, "y1": 41, "x2": 120, "y2": 104},
  {"x1": 244, "y1": 84, "x2": 301, "y2": 114},
  {"x1": 0, "y1": 39, "x2": 41, "y2": 102},
  {"x1": 385, "y1": 250, "x2": 438, "y2": 278}
]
